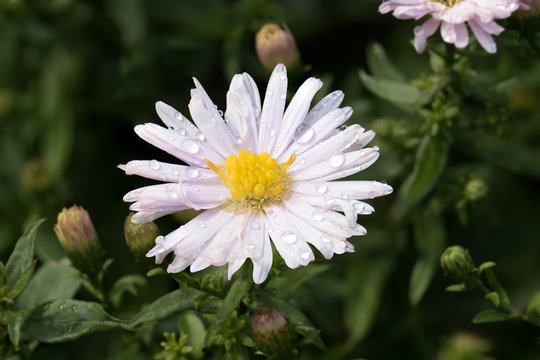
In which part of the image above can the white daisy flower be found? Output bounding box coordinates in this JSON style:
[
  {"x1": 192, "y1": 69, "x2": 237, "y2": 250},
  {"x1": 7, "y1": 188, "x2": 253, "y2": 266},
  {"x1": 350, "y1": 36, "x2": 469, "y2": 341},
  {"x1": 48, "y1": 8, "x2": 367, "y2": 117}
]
[
  {"x1": 120, "y1": 64, "x2": 392, "y2": 284},
  {"x1": 379, "y1": 0, "x2": 528, "y2": 53}
]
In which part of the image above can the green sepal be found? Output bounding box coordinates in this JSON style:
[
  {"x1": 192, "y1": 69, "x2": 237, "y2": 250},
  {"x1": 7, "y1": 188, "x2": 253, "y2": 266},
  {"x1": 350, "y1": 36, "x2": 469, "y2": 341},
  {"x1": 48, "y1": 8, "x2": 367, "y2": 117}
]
[{"x1": 445, "y1": 283, "x2": 467, "y2": 292}]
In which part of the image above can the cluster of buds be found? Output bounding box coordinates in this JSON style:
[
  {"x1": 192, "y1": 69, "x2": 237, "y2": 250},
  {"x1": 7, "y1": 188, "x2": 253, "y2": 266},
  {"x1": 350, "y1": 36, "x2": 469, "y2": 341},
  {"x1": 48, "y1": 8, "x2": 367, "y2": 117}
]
[{"x1": 54, "y1": 205, "x2": 104, "y2": 277}]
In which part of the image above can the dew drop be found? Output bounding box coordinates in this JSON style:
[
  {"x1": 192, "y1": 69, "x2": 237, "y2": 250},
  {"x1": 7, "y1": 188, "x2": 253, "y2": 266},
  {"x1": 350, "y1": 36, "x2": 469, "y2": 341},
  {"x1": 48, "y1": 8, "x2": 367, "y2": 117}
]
[
  {"x1": 250, "y1": 222, "x2": 260, "y2": 230},
  {"x1": 178, "y1": 128, "x2": 186, "y2": 136},
  {"x1": 353, "y1": 203, "x2": 365, "y2": 213},
  {"x1": 317, "y1": 184, "x2": 328, "y2": 194},
  {"x1": 280, "y1": 93, "x2": 286, "y2": 100},
  {"x1": 300, "y1": 251, "x2": 311, "y2": 260},
  {"x1": 187, "y1": 167, "x2": 199, "y2": 179},
  {"x1": 312, "y1": 211, "x2": 324, "y2": 222},
  {"x1": 193, "y1": 186, "x2": 200, "y2": 192},
  {"x1": 321, "y1": 236, "x2": 331, "y2": 243},
  {"x1": 218, "y1": 110, "x2": 224, "y2": 117},
  {"x1": 340, "y1": 192, "x2": 349, "y2": 200},
  {"x1": 267, "y1": 90, "x2": 273, "y2": 97},
  {"x1": 281, "y1": 231, "x2": 297, "y2": 244},
  {"x1": 340, "y1": 125, "x2": 348, "y2": 131},
  {"x1": 182, "y1": 139, "x2": 199, "y2": 154},
  {"x1": 58, "y1": 303, "x2": 66, "y2": 310},
  {"x1": 174, "y1": 111, "x2": 183, "y2": 120},
  {"x1": 243, "y1": 243, "x2": 255, "y2": 255},
  {"x1": 199, "y1": 222, "x2": 207, "y2": 228},
  {"x1": 149, "y1": 159, "x2": 160, "y2": 170},
  {"x1": 269, "y1": 128, "x2": 276, "y2": 137},
  {"x1": 156, "y1": 235, "x2": 165, "y2": 244},
  {"x1": 328, "y1": 153, "x2": 345, "y2": 168},
  {"x1": 293, "y1": 124, "x2": 314, "y2": 144},
  {"x1": 173, "y1": 171, "x2": 179, "y2": 176},
  {"x1": 71, "y1": 305, "x2": 77, "y2": 312}
]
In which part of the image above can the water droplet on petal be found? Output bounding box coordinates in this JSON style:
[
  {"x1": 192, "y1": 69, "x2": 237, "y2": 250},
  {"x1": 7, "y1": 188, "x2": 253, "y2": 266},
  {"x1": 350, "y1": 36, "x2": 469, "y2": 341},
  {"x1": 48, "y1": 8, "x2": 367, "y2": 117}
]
[
  {"x1": 178, "y1": 128, "x2": 186, "y2": 136},
  {"x1": 300, "y1": 251, "x2": 311, "y2": 260},
  {"x1": 328, "y1": 153, "x2": 345, "y2": 168},
  {"x1": 174, "y1": 112, "x2": 183, "y2": 120},
  {"x1": 321, "y1": 236, "x2": 331, "y2": 243},
  {"x1": 187, "y1": 167, "x2": 199, "y2": 179},
  {"x1": 199, "y1": 222, "x2": 207, "y2": 228},
  {"x1": 281, "y1": 231, "x2": 297, "y2": 244},
  {"x1": 218, "y1": 110, "x2": 224, "y2": 117},
  {"x1": 340, "y1": 125, "x2": 348, "y2": 131},
  {"x1": 243, "y1": 243, "x2": 255, "y2": 255},
  {"x1": 182, "y1": 139, "x2": 199, "y2": 154},
  {"x1": 71, "y1": 305, "x2": 77, "y2": 311},
  {"x1": 149, "y1": 159, "x2": 160, "y2": 170},
  {"x1": 58, "y1": 303, "x2": 66, "y2": 310},
  {"x1": 280, "y1": 93, "x2": 286, "y2": 100},
  {"x1": 269, "y1": 128, "x2": 276, "y2": 137},
  {"x1": 317, "y1": 184, "x2": 328, "y2": 194},
  {"x1": 293, "y1": 124, "x2": 315, "y2": 144},
  {"x1": 250, "y1": 222, "x2": 260, "y2": 230},
  {"x1": 156, "y1": 235, "x2": 165, "y2": 244},
  {"x1": 312, "y1": 211, "x2": 324, "y2": 222},
  {"x1": 353, "y1": 203, "x2": 365, "y2": 213}
]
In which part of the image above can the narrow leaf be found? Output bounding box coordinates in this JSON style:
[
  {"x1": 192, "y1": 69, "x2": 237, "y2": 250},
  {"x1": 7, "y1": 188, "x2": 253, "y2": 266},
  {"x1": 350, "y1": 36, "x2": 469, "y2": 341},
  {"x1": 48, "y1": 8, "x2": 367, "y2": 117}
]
[
  {"x1": 15, "y1": 261, "x2": 81, "y2": 310},
  {"x1": 130, "y1": 287, "x2": 203, "y2": 327},
  {"x1": 367, "y1": 43, "x2": 406, "y2": 82},
  {"x1": 266, "y1": 264, "x2": 329, "y2": 299},
  {"x1": 472, "y1": 309, "x2": 518, "y2": 323},
  {"x1": 6, "y1": 219, "x2": 45, "y2": 300},
  {"x1": 215, "y1": 277, "x2": 252, "y2": 325},
  {"x1": 21, "y1": 299, "x2": 128, "y2": 343},
  {"x1": 360, "y1": 71, "x2": 423, "y2": 105}
]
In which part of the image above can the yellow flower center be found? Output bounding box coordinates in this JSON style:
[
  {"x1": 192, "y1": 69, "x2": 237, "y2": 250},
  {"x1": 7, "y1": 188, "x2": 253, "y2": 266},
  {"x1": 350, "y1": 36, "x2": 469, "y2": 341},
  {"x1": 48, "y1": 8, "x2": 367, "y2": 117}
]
[
  {"x1": 206, "y1": 150, "x2": 296, "y2": 209},
  {"x1": 432, "y1": 0, "x2": 462, "y2": 6}
]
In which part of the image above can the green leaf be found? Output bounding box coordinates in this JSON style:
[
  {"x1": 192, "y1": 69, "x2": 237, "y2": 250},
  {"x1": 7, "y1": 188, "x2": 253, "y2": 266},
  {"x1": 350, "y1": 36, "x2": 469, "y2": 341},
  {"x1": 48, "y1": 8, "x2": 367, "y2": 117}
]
[
  {"x1": 5, "y1": 219, "x2": 45, "y2": 300},
  {"x1": 393, "y1": 133, "x2": 449, "y2": 220},
  {"x1": 21, "y1": 299, "x2": 128, "y2": 343},
  {"x1": 215, "y1": 277, "x2": 252, "y2": 326},
  {"x1": 257, "y1": 290, "x2": 325, "y2": 350},
  {"x1": 477, "y1": 261, "x2": 497, "y2": 275},
  {"x1": 0, "y1": 309, "x2": 26, "y2": 349},
  {"x1": 409, "y1": 217, "x2": 446, "y2": 306},
  {"x1": 445, "y1": 283, "x2": 466, "y2": 292},
  {"x1": 366, "y1": 43, "x2": 406, "y2": 82},
  {"x1": 130, "y1": 287, "x2": 204, "y2": 327},
  {"x1": 15, "y1": 261, "x2": 81, "y2": 310},
  {"x1": 178, "y1": 311, "x2": 206, "y2": 352},
  {"x1": 343, "y1": 257, "x2": 394, "y2": 351},
  {"x1": 109, "y1": 274, "x2": 147, "y2": 308},
  {"x1": 526, "y1": 291, "x2": 540, "y2": 325},
  {"x1": 485, "y1": 292, "x2": 501, "y2": 307},
  {"x1": 360, "y1": 71, "x2": 423, "y2": 105},
  {"x1": 472, "y1": 309, "x2": 518, "y2": 324},
  {"x1": 266, "y1": 264, "x2": 329, "y2": 299}
]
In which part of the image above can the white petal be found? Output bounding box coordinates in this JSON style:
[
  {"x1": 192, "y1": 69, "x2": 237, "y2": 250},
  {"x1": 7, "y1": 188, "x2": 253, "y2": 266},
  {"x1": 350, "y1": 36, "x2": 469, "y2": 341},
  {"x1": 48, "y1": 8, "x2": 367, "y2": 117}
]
[
  {"x1": 414, "y1": 18, "x2": 441, "y2": 53},
  {"x1": 176, "y1": 180, "x2": 231, "y2": 211},
  {"x1": 225, "y1": 74, "x2": 260, "y2": 152},
  {"x1": 188, "y1": 85, "x2": 237, "y2": 156},
  {"x1": 304, "y1": 90, "x2": 344, "y2": 126},
  {"x1": 454, "y1": 22, "x2": 469, "y2": 48},
  {"x1": 468, "y1": 20, "x2": 497, "y2": 53},
  {"x1": 271, "y1": 77, "x2": 323, "y2": 158},
  {"x1": 289, "y1": 124, "x2": 365, "y2": 172},
  {"x1": 265, "y1": 205, "x2": 315, "y2": 269},
  {"x1": 155, "y1": 101, "x2": 200, "y2": 138},
  {"x1": 134, "y1": 123, "x2": 223, "y2": 167},
  {"x1": 278, "y1": 107, "x2": 353, "y2": 163},
  {"x1": 292, "y1": 180, "x2": 393, "y2": 201},
  {"x1": 291, "y1": 147, "x2": 380, "y2": 182},
  {"x1": 119, "y1": 160, "x2": 217, "y2": 183},
  {"x1": 258, "y1": 64, "x2": 287, "y2": 153}
]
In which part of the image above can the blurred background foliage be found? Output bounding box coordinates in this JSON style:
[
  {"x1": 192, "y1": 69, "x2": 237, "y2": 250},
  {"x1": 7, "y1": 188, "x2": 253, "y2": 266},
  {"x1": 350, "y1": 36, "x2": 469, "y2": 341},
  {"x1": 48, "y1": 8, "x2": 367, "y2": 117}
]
[{"x1": 1, "y1": 0, "x2": 539, "y2": 359}]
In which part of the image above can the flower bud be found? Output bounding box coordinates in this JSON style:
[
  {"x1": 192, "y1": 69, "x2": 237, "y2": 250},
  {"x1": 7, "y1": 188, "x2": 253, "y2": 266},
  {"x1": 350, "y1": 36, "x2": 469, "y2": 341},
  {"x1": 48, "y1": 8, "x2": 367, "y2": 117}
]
[
  {"x1": 54, "y1": 205, "x2": 103, "y2": 276},
  {"x1": 124, "y1": 212, "x2": 160, "y2": 258},
  {"x1": 440, "y1": 246, "x2": 475, "y2": 283},
  {"x1": 464, "y1": 179, "x2": 488, "y2": 202},
  {"x1": 251, "y1": 306, "x2": 295, "y2": 358},
  {"x1": 255, "y1": 23, "x2": 299, "y2": 71}
]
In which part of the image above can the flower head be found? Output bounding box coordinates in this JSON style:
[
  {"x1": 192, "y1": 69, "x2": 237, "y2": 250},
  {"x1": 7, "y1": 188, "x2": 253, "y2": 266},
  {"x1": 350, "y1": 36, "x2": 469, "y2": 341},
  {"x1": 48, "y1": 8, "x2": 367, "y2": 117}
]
[
  {"x1": 120, "y1": 64, "x2": 392, "y2": 284},
  {"x1": 54, "y1": 205, "x2": 103, "y2": 276},
  {"x1": 255, "y1": 23, "x2": 299, "y2": 71},
  {"x1": 379, "y1": 0, "x2": 528, "y2": 53}
]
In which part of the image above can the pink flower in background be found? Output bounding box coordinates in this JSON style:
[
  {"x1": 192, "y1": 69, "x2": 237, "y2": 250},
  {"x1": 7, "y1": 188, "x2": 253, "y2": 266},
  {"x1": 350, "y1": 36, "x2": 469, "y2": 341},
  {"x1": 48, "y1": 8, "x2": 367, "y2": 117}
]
[
  {"x1": 120, "y1": 64, "x2": 392, "y2": 284},
  {"x1": 379, "y1": 0, "x2": 528, "y2": 53}
]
